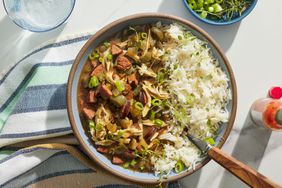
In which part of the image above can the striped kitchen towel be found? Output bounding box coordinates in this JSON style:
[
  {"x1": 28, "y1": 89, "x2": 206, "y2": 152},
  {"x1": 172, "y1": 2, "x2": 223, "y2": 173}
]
[
  {"x1": 0, "y1": 33, "x2": 92, "y2": 147},
  {"x1": 0, "y1": 33, "x2": 180, "y2": 187}
]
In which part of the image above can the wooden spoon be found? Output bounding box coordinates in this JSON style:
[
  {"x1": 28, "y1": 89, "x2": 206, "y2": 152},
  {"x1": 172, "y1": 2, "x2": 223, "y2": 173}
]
[{"x1": 187, "y1": 134, "x2": 282, "y2": 188}]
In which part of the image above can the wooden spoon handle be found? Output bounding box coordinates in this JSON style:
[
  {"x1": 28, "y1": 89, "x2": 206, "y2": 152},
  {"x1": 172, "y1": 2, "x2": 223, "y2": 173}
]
[{"x1": 208, "y1": 147, "x2": 282, "y2": 188}]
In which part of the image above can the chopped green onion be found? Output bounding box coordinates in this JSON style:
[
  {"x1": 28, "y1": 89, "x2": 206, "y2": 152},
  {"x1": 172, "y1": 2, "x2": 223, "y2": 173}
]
[
  {"x1": 114, "y1": 80, "x2": 124, "y2": 92},
  {"x1": 88, "y1": 120, "x2": 95, "y2": 128},
  {"x1": 206, "y1": 0, "x2": 214, "y2": 3},
  {"x1": 103, "y1": 42, "x2": 110, "y2": 48},
  {"x1": 133, "y1": 87, "x2": 140, "y2": 96},
  {"x1": 107, "y1": 54, "x2": 113, "y2": 61},
  {"x1": 134, "y1": 102, "x2": 144, "y2": 110},
  {"x1": 112, "y1": 89, "x2": 120, "y2": 97},
  {"x1": 110, "y1": 95, "x2": 127, "y2": 106},
  {"x1": 156, "y1": 72, "x2": 165, "y2": 83},
  {"x1": 89, "y1": 50, "x2": 99, "y2": 60},
  {"x1": 213, "y1": 3, "x2": 223, "y2": 13},
  {"x1": 96, "y1": 123, "x2": 104, "y2": 131},
  {"x1": 175, "y1": 160, "x2": 185, "y2": 173},
  {"x1": 140, "y1": 166, "x2": 145, "y2": 170},
  {"x1": 197, "y1": 0, "x2": 204, "y2": 8},
  {"x1": 152, "y1": 99, "x2": 162, "y2": 106},
  {"x1": 189, "y1": 1, "x2": 197, "y2": 9},
  {"x1": 150, "y1": 110, "x2": 156, "y2": 120},
  {"x1": 94, "y1": 53, "x2": 99, "y2": 59},
  {"x1": 130, "y1": 159, "x2": 137, "y2": 166},
  {"x1": 155, "y1": 119, "x2": 164, "y2": 126},
  {"x1": 141, "y1": 32, "x2": 147, "y2": 39},
  {"x1": 184, "y1": 33, "x2": 190, "y2": 39},
  {"x1": 106, "y1": 133, "x2": 114, "y2": 140},
  {"x1": 186, "y1": 95, "x2": 195, "y2": 106},
  {"x1": 216, "y1": 0, "x2": 223, "y2": 3},
  {"x1": 208, "y1": 6, "x2": 214, "y2": 13},
  {"x1": 200, "y1": 11, "x2": 208, "y2": 19},
  {"x1": 204, "y1": 137, "x2": 215, "y2": 145},
  {"x1": 88, "y1": 76, "x2": 99, "y2": 88},
  {"x1": 98, "y1": 57, "x2": 104, "y2": 63},
  {"x1": 118, "y1": 130, "x2": 124, "y2": 138},
  {"x1": 123, "y1": 162, "x2": 130, "y2": 168},
  {"x1": 88, "y1": 53, "x2": 95, "y2": 61},
  {"x1": 178, "y1": 35, "x2": 183, "y2": 40}
]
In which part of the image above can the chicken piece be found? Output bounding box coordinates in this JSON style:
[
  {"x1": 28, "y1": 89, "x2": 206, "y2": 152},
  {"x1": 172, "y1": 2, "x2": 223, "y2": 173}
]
[
  {"x1": 111, "y1": 44, "x2": 123, "y2": 55},
  {"x1": 82, "y1": 107, "x2": 95, "y2": 119},
  {"x1": 138, "y1": 64, "x2": 156, "y2": 78},
  {"x1": 120, "y1": 118, "x2": 133, "y2": 129},
  {"x1": 91, "y1": 64, "x2": 105, "y2": 76},
  {"x1": 116, "y1": 55, "x2": 132, "y2": 71}
]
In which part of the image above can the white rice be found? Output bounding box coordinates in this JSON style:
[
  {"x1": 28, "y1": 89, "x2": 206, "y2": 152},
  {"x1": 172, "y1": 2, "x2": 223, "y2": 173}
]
[{"x1": 151, "y1": 23, "x2": 230, "y2": 175}]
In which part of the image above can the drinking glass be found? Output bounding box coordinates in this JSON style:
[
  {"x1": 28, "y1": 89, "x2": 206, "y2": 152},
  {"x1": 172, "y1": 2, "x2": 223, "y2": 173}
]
[{"x1": 3, "y1": 0, "x2": 75, "y2": 32}]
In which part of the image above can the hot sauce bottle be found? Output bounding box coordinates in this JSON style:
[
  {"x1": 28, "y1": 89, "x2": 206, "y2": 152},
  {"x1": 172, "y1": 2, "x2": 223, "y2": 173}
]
[{"x1": 251, "y1": 98, "x2": 282, "y2": 131}]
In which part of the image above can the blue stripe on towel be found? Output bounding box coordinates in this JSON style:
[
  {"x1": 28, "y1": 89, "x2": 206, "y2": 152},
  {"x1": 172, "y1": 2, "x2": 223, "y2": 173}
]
[
  {"x1": 0, "y1": 60, "x2": 73, "y2": 113},
  {"x1": 0, "y1": 35, "x2": 91, "y2": 86},
  {"x1": 0, "y1": 127, "x2": 71, "y2": 139},
  {"x1": 11, "y1": 84, "x2": 67, "y2": 114}
]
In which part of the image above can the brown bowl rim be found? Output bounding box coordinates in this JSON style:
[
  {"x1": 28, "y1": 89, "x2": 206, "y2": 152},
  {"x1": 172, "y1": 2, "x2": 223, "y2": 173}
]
[{"x1": 67, "y1": 12, "x2": 237, "y2": 184}]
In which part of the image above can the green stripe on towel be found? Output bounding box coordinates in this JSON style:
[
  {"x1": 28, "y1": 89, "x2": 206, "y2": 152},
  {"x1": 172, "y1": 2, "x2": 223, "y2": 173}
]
[
  {"x1": 0, "y1": 64, "x2": 71, "y2": 131},
  {"x1": 0, "y1": 150, "x2": 15, "y2": 160},
  {"x1": 28, "y1": 64, "x2": 72, "y2": 86}
]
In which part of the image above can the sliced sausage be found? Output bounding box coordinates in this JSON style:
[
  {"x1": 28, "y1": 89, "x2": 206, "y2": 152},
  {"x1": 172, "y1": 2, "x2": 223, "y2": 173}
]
[
  {"x1": 125, "y1": 91, "x2": 134, "y2": 100},
  {"x1": 82, "y1": 107, "x2": 95, "y2": 119},
  {"x1": 144, "y1": 127, "x2": 157, "y2": 140},
  {"x1": 111, "y1": 44, "x2": 123, "y2": 55},
  {"x1": 97, "y1": 147, "x2": 109, "y2": 154},
  {"x1": 123, "y1": 84, "x2": 132, "y2": 95},
  {"x1": 112, "y1": 156, "x2": 124, "y2": 164},
  {"x1": 127, "y1": 72, "x2": 138, "y2": 86},
  {"x1": 116, "y1": 55, "x2": 132, "y2": 71},
  {"x1": 139, "y1": 91, "x2": 147, "y2": 105},
  {"x1": 91, "y1": 64, "x2": 105, "y2": 76},
  {"x1": 88, "y1": 90, "x2": 97, "y2": 103},
  {"x1": 99, "y1": 84, "x2": 112, "y2": 99},
  {"x1": 124, "y1": 150, "x2": 136, "y2": 159},
  {"x1": 121, "y1": 100, "x2": 131, "y2": 118}
]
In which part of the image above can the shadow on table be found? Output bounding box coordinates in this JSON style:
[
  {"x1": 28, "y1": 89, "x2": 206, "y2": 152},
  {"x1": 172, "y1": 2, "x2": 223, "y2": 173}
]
[
  {"x1": 218, "y1": 111, "x2": 272, "y2": 188},
  {"x1": 157, "y1": 0, "x2": 241, "y2": 52},
  {"x1": 0, "y1": 15, "x2": 66, "y2": 65},
  {"x1": 179, "y1": 169, "x2": 202, "y2": 188}
]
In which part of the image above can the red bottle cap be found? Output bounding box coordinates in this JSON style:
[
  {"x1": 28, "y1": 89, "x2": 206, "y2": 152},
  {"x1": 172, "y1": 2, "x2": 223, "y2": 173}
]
[{"x1": 269, "y1": 87, "x2": 282, "y2": 99}]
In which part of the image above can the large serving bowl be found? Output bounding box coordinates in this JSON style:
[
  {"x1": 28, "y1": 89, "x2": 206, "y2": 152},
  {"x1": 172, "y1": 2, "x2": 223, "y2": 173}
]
[{"x1": 67, "y1": 13, "x2": 237, "y2": 184}]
